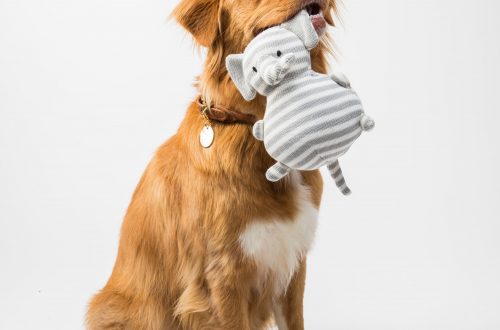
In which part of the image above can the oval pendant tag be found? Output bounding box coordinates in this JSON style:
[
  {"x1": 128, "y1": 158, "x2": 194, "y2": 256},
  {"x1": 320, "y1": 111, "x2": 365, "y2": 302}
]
[{"x1": 199, "y1": 125, "x2": 214, "y2": 148}]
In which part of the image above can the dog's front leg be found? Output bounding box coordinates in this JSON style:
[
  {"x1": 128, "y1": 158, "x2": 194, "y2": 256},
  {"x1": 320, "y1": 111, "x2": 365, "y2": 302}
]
[
  {"x1": 274, "y1": 258, "x2": 307, "y2": 330},
  {"x1": 205, "y1": 249, "x2": 252, "y2": 330}
]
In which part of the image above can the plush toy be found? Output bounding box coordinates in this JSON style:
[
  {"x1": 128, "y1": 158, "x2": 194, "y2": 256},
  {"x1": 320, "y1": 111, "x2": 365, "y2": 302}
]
[{"x1": 226, "y1": 10, "x2": 374, "y2": 195}]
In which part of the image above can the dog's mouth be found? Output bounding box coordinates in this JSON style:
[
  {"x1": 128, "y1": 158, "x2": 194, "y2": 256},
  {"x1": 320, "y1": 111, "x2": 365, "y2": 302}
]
[
  {"x1": 303, "y1": 0, "x2": 326, "y2": 34},
  {"x1": 253, "y1": 0, "x2": 327, "y2": 37}
]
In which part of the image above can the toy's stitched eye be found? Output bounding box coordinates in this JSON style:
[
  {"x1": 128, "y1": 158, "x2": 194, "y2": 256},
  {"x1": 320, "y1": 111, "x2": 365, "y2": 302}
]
[
  {"x1": 252, "y1": 66, "x2": 257, "y2": 72},
  {"x1": 277, "y1": 50, "x2": 282, "y2": 57}
]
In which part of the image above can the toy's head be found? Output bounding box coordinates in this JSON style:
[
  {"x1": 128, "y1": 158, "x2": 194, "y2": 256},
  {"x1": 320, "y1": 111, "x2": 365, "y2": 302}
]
[{"x1": 226, "y1": 10, "x2": 319, "y2": 101}]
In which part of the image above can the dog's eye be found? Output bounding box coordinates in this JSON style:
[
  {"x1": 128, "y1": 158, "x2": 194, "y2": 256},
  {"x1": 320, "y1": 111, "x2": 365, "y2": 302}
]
[
  {"x1": 277, "y1": 50, "x2": 282, "y2": 57},
  {"x1": 252, "y1": 66, "x2": 257, "y2": 72}
]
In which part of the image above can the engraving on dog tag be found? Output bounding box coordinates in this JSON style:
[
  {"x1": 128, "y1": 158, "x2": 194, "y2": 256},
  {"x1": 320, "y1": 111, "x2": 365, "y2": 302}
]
[{"x1": 200, "y1": 125, "x2": 214, "y2": 148}]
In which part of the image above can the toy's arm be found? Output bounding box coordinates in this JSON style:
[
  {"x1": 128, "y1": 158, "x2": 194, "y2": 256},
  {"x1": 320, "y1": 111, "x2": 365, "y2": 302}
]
[
  {"x1": 330, "y1": 72, "x2": 351, "y2": 89},
  {"x1": 252, "y1": 120, "x2": 265, "y2": 141},
  {"x1": 266, "y1": 162, "x2": 290, "y2": 182}
]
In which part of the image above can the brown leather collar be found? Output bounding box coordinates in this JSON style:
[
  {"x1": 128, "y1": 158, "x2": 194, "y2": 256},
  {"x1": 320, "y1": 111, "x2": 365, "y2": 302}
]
[{"x1": 197, "y1": 97, "x2": 258, "y2": 126}]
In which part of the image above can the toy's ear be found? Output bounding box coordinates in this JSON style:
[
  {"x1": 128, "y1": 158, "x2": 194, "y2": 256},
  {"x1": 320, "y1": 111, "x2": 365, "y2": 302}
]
[
  {"x1": 226, "y1": 54, "x2": 256, "y2": 101},
  {"x1": 281, "y1": 10, "x2": 320, "y2": 50},
  {"x1": 172, "y1": 0, "x2": 219, "y2": 47}
]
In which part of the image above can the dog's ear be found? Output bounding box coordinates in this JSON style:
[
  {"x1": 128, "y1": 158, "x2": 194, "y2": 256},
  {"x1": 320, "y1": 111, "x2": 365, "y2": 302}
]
[
  {"x1": 172, "y1": 0, "x2": 220, "y2": 47},
  {"x1": 226, "y1": 54, "x2": 256, "y2": 101},
  {"x1": 282, "y1": 10, "x2": 319, "y2": 50}
]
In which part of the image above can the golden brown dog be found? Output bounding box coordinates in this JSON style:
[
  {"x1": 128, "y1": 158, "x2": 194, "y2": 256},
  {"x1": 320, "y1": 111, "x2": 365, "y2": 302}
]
[{"x1": 86, "y1": 0, "x2": 337, "y2": 329}]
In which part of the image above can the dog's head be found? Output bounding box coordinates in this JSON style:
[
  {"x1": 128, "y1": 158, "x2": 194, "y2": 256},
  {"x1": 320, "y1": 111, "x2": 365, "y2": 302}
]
[{"x1": 173, "y1": 0, "x2": 337, "y2": 104}]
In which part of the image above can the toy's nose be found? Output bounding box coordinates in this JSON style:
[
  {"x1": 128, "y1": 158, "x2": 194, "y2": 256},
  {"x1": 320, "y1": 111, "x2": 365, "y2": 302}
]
[{"x1": 259, "y1": 53, "x2": 295, "y2": 86}]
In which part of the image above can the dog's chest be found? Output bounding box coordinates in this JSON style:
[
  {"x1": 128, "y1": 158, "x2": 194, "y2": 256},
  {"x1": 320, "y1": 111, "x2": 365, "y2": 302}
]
[{"x1": 238, "y1": 173, "x2": 318, "y2": 296}]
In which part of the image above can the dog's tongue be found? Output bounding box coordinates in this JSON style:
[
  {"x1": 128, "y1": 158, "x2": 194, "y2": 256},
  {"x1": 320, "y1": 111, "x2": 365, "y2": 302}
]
[
  {"x1": 310, "y1": 15, "x2": 326, "y2": 36},
  {"x1": 311, "y1": 16, "x2": 326, "y2": 30}
]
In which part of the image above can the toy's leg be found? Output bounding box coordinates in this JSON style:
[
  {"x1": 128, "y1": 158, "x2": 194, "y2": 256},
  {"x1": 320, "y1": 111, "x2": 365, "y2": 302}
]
[
  {"x1": 266, "y1": 162, "x2": 291, "y2": 182},
  {"x1": 330, "y1": 71, "x2": 351, "y2": 89},
  {"x1": 252, "y1": 120, "x2": 265, "y2": 141},
  {"x1": 360, "y1": 115, "x2": 375, "y2": 131},
  {"x1": 327, "y1": 160, "x2": 352, "y2": 195}
]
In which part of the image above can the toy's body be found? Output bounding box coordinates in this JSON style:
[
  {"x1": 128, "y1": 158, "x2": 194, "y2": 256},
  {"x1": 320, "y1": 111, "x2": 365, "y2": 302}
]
[
  {"x1": 226, "y1": 11, "x2": 374, "y2": 195},
  {"x1": 253, "y1": 72, "x2": 371, "y2": 194}
]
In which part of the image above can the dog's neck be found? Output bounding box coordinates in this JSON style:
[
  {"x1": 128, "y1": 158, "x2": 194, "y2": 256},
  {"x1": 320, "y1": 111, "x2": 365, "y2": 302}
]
[
  {"x1": 198, "y1": 75, "x2": 266, "y2": 119},
  {"x1": 176, "y1": 76, "x2": 273, "y2": 182},
  {"x1": 176, "y1": 42, "x2": 330, "y2": 182}
]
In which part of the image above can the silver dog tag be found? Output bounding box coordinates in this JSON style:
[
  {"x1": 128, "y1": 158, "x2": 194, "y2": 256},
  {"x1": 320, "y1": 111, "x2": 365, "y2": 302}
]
[{"x1": 199, "y1": 125, "x2": 214, "y2": 148}]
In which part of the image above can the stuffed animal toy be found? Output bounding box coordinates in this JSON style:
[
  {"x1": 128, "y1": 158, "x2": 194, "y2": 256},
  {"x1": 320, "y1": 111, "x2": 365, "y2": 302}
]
[{"x1": 226, "y1": 10, "x2": 375, "y2": 195}]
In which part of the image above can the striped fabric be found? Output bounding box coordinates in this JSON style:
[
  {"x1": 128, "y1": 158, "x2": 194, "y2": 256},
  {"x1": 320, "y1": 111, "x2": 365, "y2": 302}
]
[{"x1": 226, "y1": 11, "x2": 374, "y2": 195}]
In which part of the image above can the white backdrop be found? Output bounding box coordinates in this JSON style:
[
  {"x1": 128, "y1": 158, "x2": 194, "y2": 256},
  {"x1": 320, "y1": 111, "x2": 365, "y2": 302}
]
[{"x1": 1, "y1": 0, "x2": 500, "y2": 329}]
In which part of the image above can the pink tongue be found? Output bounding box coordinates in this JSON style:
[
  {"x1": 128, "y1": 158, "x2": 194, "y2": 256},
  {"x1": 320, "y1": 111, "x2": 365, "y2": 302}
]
[{"x1": 311, "y1": 15, "x2": 326, "y2": 30}]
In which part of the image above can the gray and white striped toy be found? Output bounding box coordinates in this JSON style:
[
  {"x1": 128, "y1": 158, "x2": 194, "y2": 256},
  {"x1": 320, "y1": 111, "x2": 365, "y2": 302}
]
[{"x1": 226, "y1": 10, "x2": 375, "y2": 195}]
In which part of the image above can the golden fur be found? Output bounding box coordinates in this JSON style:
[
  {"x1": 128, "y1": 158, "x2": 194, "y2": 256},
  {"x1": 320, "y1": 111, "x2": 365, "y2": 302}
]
[{"x1": 86, "y1": 0, "x2": 337, "y2": 329}]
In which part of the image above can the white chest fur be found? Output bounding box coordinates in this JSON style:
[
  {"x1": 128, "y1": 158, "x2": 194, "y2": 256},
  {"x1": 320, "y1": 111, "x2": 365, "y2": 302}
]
[{"x1": 238, "y1": 172, "x2": 319, "y2": 296}]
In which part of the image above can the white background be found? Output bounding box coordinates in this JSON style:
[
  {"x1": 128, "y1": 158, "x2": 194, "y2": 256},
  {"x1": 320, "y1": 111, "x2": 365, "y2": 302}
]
[{"x1": 1, "y1": 0, "x2": 499, "y2": 329}]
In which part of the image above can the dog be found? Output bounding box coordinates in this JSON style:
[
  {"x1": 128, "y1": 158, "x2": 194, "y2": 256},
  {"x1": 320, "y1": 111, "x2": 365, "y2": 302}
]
[{"x1": 86, "y1": 0, "x2": 337, "y2": 329}]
